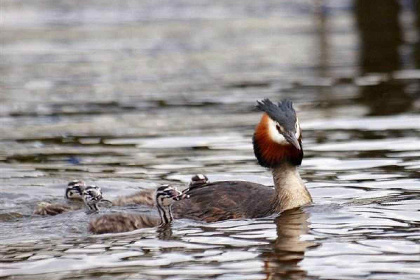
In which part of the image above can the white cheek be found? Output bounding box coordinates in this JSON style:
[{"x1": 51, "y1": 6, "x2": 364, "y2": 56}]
[
  {"x1": 267, "y1": 118, "x2": 288, "y2": 145},
  {"x1": 295, "y1": 123, "x2": 301, "y2": 139}
]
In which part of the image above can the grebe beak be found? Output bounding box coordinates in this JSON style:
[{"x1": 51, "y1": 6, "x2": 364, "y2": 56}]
[{"x1": 285, "y1": 133, "x2": 301, "y2": 151}]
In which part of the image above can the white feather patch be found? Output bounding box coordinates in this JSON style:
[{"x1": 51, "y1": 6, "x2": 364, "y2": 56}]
[
  {"x1": 295, "y1": 120, "x2": 301, "y2": 139},
  {"x1": 267, "y1": 118, "x2": 288, "y2": 145}
]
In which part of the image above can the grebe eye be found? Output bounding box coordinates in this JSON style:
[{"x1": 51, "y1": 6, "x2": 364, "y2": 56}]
[{"x1": 275, "y1": 124, "x2": 283, "y2": 133}]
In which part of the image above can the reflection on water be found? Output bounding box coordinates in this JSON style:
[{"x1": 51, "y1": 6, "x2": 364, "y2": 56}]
[
  {"x1": 355, "y1": 0, "x2": 402, "y2": 74},
  {"x1": 417, "y1": 0, "x2": 420, "y2": 68},
  {"x1": 355, "y1": 0, "x2": 416, "y2": 116},
  {"x1": 1, "y1": 0, "x2": 420, "y2": 279},
  {"x1": 263, "y1": 209, "x2": 313, "y2": 280}
]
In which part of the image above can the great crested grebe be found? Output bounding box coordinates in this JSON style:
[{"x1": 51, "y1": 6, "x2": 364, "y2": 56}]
[
  {"x1": 34, "y1": 180, "x2": 87, "y2": 215},
  {"x1": 170, "y1": 99, "x2": 312, "y2": 222},
  {"x1": 88, "y1": 185, "x2": 188, "y2": 234}
]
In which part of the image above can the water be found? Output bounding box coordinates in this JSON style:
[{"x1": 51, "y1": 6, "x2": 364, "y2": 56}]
[{"x1": 1, "y1": 0, "x2": 420, "y2": 279}]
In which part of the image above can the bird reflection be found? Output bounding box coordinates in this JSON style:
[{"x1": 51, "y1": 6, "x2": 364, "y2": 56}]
[
  {"x1": 156, "y1": 224, "x2": 173, "y2": 240},
  {"x1": 262, "y1": 208, "x2": 316, "y2": 280}
]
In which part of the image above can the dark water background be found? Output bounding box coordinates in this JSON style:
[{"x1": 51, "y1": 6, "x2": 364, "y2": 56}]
[{"x1": 1, "y1": 0, "x2": 419, "y2": 279}]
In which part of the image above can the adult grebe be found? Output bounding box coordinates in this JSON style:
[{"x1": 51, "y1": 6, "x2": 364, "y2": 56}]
[
  {"x1": 171, "y1": 99, "x2": 312, "y2": 222},
  {"x1": 88, "y1": 185, "x2": 188, "y2": 234}
]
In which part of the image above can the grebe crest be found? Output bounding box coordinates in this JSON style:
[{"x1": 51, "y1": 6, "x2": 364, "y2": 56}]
[
  {"x1": 253, "y1": 99, "x2": 303, "y2": 167},
  {"x1": 65, "y1": 180, "x2": 86, "y2": 200},
  {"x1": 82, "y1": 185, "x2": 103, "y2": 212}
]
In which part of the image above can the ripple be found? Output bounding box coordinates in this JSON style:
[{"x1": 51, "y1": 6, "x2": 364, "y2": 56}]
[
  {"x1": 0, "y1": 165, "x2": 45, "y2": 179},
  {"x1": 184, "y1": 236, "x2": 268, "y2": 247},
  {"x1": 308, "y1": 138, "x2": 419, "y2": 152},
  {"x1": 357, "y1": 239, "x2": 420, "y2": 254},
  {"x1": 304, "y1": 158, "x2": 400, "y2": 170},
  {"x1": 304, "y1": 115, "x2": 420, "y2": 131},
  {"x1": 200, "y1": 251, "x2": 259, "y2": 262},
  {"x1": 108, "y1": 135, "x2": 243, "y2": 149},
  {"x1": 130, "y1": 238, "x2": 218, "y2": 250}
]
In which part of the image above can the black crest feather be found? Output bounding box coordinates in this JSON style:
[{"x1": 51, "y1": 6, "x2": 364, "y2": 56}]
[{"x1": 256, "y1": 99, "x2": 297, "y2": 132}]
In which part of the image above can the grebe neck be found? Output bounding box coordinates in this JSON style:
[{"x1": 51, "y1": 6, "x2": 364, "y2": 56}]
[
  {"x1": 157, "y1": 204, "x2": 173, "y2": 225},
  {"x1": 271, "y1": 163, "x2": 312, "y2": 213}
]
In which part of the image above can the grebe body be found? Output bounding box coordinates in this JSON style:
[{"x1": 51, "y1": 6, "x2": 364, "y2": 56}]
[
  {"x1": 88, "y1": 185, "x2": 188, "y2": 234},
  {"x1": 173, "y1": 181, "x2": 274, "y2": 222}
]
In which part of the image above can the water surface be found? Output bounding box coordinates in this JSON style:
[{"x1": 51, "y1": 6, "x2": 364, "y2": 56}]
[{"x1": 1, "y1": 1, "x2": 420, "y2": 279}]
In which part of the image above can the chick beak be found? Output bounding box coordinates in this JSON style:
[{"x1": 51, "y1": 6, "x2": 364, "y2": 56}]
[
  {"x1": 174, "y1": 189, "x2": 190, "y2": 201},
  {"x1": 95, "y1": 194, "x2": 103, "y2": 201},
  {"x1": 285, "y1": 133, "x2": 301, "y2": 151}
]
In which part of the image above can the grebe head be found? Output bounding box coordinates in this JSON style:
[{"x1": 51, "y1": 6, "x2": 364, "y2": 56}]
[
  {"x1": 155, "y1": 185, "x2": 189, "y2": 225},
  {"x1": 155, "y1": 185, "x2": 188, "y2": 206},
  {"x1": 82, "y1": 185, "x2": 103, "y2": 212},
  {"x1": 65, "y1": 180, "x2": 86, "y2": 200},
  {"x1": 189, "y1": 174, "x2": 209, "y2": 187},
  {"x1": 253, "y1": 99, "x2": 303, "y2": 167}
]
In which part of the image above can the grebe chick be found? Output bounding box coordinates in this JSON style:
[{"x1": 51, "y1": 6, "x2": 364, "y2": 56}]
[
  {"x1": 65, "y1": 180, "x2": 86, "y2": 200},
  {"x1": 34, "y1": 183, "x2": 105, "y2": 215},
  {"x1": 189, "y1": 174, "x2": 209, "y2": 188},
  {"x1": 111, "y1": 174, "x2": 208, "y2": 207},
  {"x1": 82, "y1": 185, "x2": 105, "y2": 212},
  {"x1": 34, "y1": 180, "x2": 87, "y2": 215},
  {"x1": 171, "y1": 99, "x2": 312, "y2": 222},
  {"x1": 88, "y1": 185, "x2": 188, "y2": 234}
]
